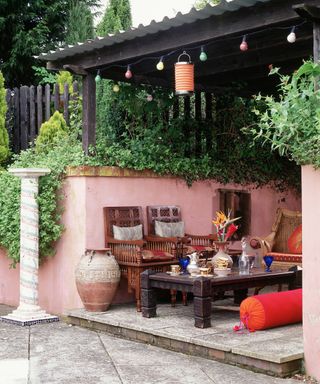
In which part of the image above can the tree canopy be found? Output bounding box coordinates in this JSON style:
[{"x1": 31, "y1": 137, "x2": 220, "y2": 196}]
[{"x1": 0, "y1": 0, "x2": 98, "y2": 87}]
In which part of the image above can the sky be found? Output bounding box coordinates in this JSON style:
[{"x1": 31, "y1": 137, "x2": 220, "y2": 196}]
[{"x1": 98, "y1": 0, "x2": 195, "y2": 27}]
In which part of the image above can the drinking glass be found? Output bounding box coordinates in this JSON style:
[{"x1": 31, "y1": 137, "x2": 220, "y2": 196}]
[
  {"x1": 263, "y1": 255, "x2": 274, "y2": 272},
  {"x1": 248, "y1": 255, "x2": 256, "y2": 272}
]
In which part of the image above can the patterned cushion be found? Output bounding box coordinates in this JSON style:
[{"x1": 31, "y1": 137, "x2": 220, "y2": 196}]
[
  {"x1": 186, "y1": 245, "x2": 214, "y2": 253},
  {"x1": 267, "y1": 252, "x2": 302, "y2": 263},
  {"x1": 155, "y1": 220, "x2": 185, "y2": 237},
  {"x1": 288, "y1": 225, "x2": 302, "y2": 254},
  {"x1": 113, "y1": 224, "x2": 143, "y2": 241},
  {"x1": 142, "y1": 249, "x2": 175, "y2": 262}
]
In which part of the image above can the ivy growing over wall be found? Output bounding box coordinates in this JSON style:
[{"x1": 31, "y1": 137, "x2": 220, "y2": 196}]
[
  {"x1": 92, "y1": 83, "x2": 300, "y2": 190},
  {"x1": 0, "y1": 80, "x2": 301, "y2": 265}
]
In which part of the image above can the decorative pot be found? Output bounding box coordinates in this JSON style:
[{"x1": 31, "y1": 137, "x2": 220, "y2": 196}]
[
  {"x1": 212, "y1": 241, "x2": 233, "y2": 269},
  {"x1": 75, "y1": 249, "x2": 120, "y2": 312}
]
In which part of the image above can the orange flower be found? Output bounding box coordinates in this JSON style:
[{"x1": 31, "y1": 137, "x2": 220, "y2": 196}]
[{"x1": 212, "y1": 211, "x2": 227, "y2": 226}]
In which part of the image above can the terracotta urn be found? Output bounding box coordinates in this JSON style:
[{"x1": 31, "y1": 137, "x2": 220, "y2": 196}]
[{"x1": 75, "y1": 249, "x2": 120, "y2": 312}]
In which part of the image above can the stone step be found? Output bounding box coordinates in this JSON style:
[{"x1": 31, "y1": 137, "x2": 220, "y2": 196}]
[{"x1": 64, "y1": 303, "x2": 303, "y2": 378}]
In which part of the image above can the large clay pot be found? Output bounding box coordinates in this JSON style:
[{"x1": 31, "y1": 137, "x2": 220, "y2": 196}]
[{"x1": 75, "y1": 249, "x2": 120, "y2": 312}]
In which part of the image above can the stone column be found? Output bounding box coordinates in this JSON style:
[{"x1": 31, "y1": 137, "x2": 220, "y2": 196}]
[{"x1": 1, "y1": 168, "x2": 59, "y2": 325}]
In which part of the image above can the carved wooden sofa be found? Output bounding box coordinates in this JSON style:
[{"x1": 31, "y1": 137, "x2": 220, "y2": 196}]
[
  {"x1": 103, "y1": 206, "x2": 178, "y2": 311},
  {"x1": 146, "y1": 205, "x2": 216, "y2": 257},
  {"x1": 250, "y1": 207, "x2": 302, "y2": 270}
]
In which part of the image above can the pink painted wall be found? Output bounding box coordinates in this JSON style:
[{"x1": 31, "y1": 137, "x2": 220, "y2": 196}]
[
  {"x1": 0, "y1": 170, "x2": 301, "y2": 315},
  {"x1": 302, "y1": 165, "x2": 320, "y2": 381}
]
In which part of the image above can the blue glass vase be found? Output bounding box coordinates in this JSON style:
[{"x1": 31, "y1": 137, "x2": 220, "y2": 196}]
[{"x1": 178, "y1": 257, "x2": 190, "y2": 274}]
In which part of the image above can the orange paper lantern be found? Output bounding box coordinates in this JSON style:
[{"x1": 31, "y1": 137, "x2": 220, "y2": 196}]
[{"x1": 175, "y1": 51, "x2": 194, "y2": 96}]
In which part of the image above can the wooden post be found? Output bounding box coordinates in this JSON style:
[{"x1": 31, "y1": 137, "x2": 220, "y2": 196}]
[
  {"x1": 29, "y1": 86, "x2": 36, "y2": 143},
  {"x1": 37, "y1": 85, "x2": 43, "y2": 133},
  {"x1": 45, "y1": 84, "x2": 51, "y2": 121},
  {"x1": 82, "y1": 73, "x2": 96, "y2": 154},
  {"x1": 63, "y1": 83, "x2": 69, "y2": 125},
  {"x1": 314, "y1": 22, "x2": 320, "y2": 62},
  {"x1": 13, "y1": 88, "x2": 20, "y2": 153},
  {"x1": 19, "y1": 86, "x2": 29, "y2": 150}
]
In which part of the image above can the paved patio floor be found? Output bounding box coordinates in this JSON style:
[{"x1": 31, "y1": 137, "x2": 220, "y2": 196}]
[
  {"x1": 0, "y1": 304, "x2": 305, "y2": 384},
  {"x1": 64, "y1": 292, "x2": 304, "y2": 378}
]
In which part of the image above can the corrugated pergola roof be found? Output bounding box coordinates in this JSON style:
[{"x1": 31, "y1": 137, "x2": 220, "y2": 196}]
[{"x1": 38, "y1": 0, "x2": 271, "y2": 62}]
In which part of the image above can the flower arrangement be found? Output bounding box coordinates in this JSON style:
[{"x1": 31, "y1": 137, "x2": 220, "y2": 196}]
[{"x1": 212, "y1": 210, "x2": 240, "y2": 242}]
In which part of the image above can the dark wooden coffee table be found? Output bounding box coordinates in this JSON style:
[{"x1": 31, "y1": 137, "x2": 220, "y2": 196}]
[{"x1": 141, "y1": 269, "x2": 300, "y2": 328}]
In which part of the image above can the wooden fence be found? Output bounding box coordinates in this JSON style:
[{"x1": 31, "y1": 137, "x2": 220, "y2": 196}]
[{"x1": 5, "y1": 81, "x2": 79, "y2": 153}]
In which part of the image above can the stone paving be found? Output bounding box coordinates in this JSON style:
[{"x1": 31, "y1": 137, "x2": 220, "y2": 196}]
[{"x1": 0, "y1": 303, "x2": 306, "y2": 384}]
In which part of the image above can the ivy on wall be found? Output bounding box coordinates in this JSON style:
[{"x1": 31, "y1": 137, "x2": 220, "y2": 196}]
[{"x1": 0, "y1": 81, "x2": 301, "y2": 265}]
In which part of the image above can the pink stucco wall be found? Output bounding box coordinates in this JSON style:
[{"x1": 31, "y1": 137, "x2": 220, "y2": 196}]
[
  {"x1": 302, "y1": 165, "x2": 320, "y2": 381},
  {"x1": 0, "y1": 168, "x2": 301, "y2": 315}
]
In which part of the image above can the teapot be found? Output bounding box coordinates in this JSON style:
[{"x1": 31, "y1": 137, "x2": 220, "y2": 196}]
[{"x1": 187, "y1": 252, "x2": 200, "y2": 275}]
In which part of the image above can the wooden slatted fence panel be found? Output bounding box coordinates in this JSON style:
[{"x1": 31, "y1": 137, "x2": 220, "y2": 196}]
[
  {"x1": 5, "y1": 82, "x2": 79, "y2": 152},
  {"x1": 4, "y1": 83, "x2": 215, "y2": 156}
]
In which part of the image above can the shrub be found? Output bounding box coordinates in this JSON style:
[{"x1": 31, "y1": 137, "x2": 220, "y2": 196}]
[{"x1": 35, "y1": 111, "x2": 68, "y2": 153}]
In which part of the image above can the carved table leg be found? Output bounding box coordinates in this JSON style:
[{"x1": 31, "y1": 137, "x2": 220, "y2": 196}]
[
  {"x1": 141, "y1": 270, "x2": 157, "y2": 318},
  {"x1": 170, "y1": 289, "x2": 177, "y2": 307},
  {"x1": 193, "y1": 277, "x2": 212, "y2": 328},
  {"x1": 234, "y1": 288, "x2": 248, "y2": 305}
]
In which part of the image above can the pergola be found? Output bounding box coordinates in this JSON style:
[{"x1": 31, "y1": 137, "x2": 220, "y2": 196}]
[
  {"x1": 39, "y1": 0, "x2": 320, "y2": 379},
  {"x1": 38, "y1": 0, "x2": 320, "y2": 154}
]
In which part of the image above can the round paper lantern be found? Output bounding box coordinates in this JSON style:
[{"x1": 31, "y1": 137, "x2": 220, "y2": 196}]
[{"x1": 175, "y1": 51, "x2": 194, "y2": 96}]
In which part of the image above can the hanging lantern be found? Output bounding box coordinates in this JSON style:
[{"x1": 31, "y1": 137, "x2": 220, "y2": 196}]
[{"x1": 175, "y1": 51, "x2": 194, "y2": 96}]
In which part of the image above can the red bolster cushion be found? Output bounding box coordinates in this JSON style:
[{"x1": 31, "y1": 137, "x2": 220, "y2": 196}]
[{"x1": 239, "y1": 289, "x2": 302, "y2": 331}]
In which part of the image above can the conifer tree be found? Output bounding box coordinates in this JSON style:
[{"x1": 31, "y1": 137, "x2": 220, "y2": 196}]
[
  {"x1": 0, "y1": 72, "x2": 9, "y2": 164},
  {"x1": 65, "y1": 0, "x2": 95, "y2": 44},
  {"x1": 96, "y1": 0, "x2": 132, "y2": 142},
  {"x1": 97, "y1": 0, "x2": 132, "y2": 35}
]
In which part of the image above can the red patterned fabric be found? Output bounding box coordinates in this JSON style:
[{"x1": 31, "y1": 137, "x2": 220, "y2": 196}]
[
  {"x1": 288, "y1": 225, "x2": 302, "y2": 254},
  {"x1": 268, "y1": 252, "x2": 302, "y2": 263},
  {"x1": 239, "y1": 289, "x2": 302, "y2": 330},
  {"x1": 142, "y1": 250, "x2": 174, "y2": 262}
]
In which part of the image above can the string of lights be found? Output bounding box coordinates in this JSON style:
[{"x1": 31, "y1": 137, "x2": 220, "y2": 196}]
[{"x1": 95, "y1": 20, "x2": 308, "y2": 83}]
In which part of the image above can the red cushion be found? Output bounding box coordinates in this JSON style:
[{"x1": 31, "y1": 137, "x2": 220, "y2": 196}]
[
  {"x1": 288, "y1": 225, "x2": 302, "y2": 254},
  {"x1": 239, "y1": 289, "x2": 302, "y2": 331},
  {"x1": 142, "y1": 250, "x2": 174, "y2": 262}
]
